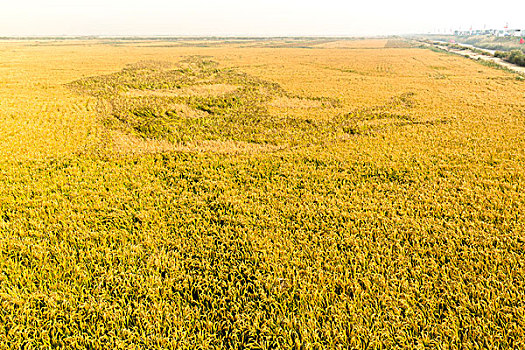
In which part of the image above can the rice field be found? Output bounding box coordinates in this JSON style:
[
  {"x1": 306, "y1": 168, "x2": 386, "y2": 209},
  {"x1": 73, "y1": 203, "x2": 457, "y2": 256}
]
[{"x1": 0, "y1": 38, "x2": 524, "y2": 349}]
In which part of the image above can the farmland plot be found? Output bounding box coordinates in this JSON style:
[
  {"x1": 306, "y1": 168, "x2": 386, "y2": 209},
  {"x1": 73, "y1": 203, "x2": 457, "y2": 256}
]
[{"x1": 0, "y1": 39, "x2": 524, "y2": 349}]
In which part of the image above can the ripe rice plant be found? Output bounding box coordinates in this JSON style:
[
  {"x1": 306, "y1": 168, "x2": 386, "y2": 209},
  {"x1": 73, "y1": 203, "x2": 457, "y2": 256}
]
[{"x1": 0, "y1": 38, "x2": 524, "y2": 349}]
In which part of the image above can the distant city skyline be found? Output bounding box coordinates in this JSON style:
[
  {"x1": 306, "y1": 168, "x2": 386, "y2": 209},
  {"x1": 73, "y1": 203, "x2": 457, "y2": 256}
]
[{"x1": 1, "y1": 0, "x2": 523, "y2": 37}]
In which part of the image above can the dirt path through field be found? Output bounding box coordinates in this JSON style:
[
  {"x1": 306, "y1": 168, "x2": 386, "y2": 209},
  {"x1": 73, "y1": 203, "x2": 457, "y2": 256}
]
[{"x1": 422, "y1": 41, "x2": 525, "y2": 75}]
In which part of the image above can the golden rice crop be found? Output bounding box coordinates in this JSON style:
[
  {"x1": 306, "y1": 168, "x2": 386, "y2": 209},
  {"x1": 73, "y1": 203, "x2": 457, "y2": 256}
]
[{"x1": 0, "y1": 38, "x2": 524, "y2": 349}]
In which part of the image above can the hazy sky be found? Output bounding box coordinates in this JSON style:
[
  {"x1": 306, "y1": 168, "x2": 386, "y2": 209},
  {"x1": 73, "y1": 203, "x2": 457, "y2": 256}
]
[{"x1": 1, "y1": 0, "x2": 524, "y2": 37}]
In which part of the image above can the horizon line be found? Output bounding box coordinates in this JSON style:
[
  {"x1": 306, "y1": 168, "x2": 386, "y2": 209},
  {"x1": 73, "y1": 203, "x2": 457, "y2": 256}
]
[{"x1": 0, "y1": 33, "x2": 436, "y2": 40}]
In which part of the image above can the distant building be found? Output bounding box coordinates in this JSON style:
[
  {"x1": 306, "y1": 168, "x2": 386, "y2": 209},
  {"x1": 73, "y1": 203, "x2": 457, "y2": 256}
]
[
  {"x1": 454, "y1": 30, "x2": 471, "y2": 36},
  {"x1": 509, "y1": 29, "x2": 523, "y2": 37},
  {"x1": 453, "y1": 27, "x2": 523, "y2": 37}
]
